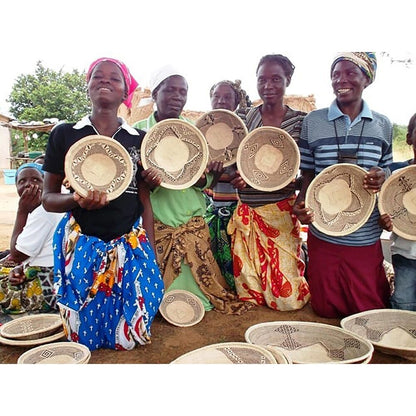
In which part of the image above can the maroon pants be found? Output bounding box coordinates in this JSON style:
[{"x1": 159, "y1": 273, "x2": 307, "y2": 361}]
[{"x1": 307, "y1": 231, "x2": 390, "y2": 318}]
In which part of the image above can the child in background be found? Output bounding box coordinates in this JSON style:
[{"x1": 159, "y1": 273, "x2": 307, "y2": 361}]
[{"x1": 380, "y1": 113, "x2": 416, "y2": 311}]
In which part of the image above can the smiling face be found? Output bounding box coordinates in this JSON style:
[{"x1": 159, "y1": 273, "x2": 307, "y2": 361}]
[
  {"x1": 210, "y1": 83, "x2": 238, "y2": 111},
  {"x1": 87, "y1": 61, "x2": 127, "y2": 107},
  {"x1": 153, "y1": 75, "x2": 188, "y2": 120},
  {"x1": 256, "y1": 61, "x2": 290, "y2": 106},
  {"x1": 331, "y1": 60, "x2": 370, "y2": 107}
]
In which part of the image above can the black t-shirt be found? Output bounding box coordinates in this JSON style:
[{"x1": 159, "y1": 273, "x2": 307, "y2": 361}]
[{"x1": 43, "y1": 121, "x2": 146, "y2": 242}]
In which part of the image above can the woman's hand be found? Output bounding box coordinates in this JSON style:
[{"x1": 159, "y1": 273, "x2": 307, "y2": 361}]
[
  {"x1": 8, "y1": 265, "x2": 25, "y2": 286},
  {"x1": 364, "y1": 166, "x2": 385, "y2": 193},
  {"x1": 293, "y1": 201, "x2": 314, "y2": 224},
  {"x1": 207, "y1": 161, "x2": 224, "y2": 187},
  {"x1": 18, "y1": 183, "x2": 42, "y2": 214},
  {"x1": 230, "y1": 170, "x2": 247, "y2": 190},
  {"x1": 73, "y1": 190, "x2": 109, "y2": 210},
  {"x1": 379, "y1": 213, "x2": 393, "y2": 231},
  {"x1": 141, "y1": 167, "x2": 162, "y2": 189}
]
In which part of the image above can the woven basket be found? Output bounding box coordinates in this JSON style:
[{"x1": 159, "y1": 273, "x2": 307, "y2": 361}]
[
  {"x1": 0, "y1": 330, "x2": 66, "y2": 347},
  {"x1": 0, "y1": 314, "x2": 63, "y2": 341},
  {"x1": 236, "y1": 126, "x2": 300, "y2": 192},
  {"x1": 17, "y1": 341, "x2": 91, "y2": 364},
  {"x1": 378, "y1": 164, "x2": 416, "y2": 240},
  {"x1": 141, "y1": 119, "x2": 209, "y2": 190},
  {"x1": 305, "y1": 163, "x2": 376, "y2": 236},
  {"x1": 341, "y1": 309, "x2": 416, "y2": 361},
  {"x1": 171, "y1": 342, "x2": 277, "y2": 364},
  {"x1": 65, "y1": 135, "x2": 133, "y2": 201},
  {"x1": 245, "y1": 321, "x2": 374, "y2": 364},
  {"x1": 195, "y1": 109, "x2": 248, "y2": 167},
  {"x1": 159, "y1": 290, "x2": 205, "y2": 327}
]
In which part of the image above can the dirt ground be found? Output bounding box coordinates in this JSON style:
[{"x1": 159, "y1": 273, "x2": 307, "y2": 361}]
[{"x1": 0, "y1": 177, "x2": 412, "y2": 364}]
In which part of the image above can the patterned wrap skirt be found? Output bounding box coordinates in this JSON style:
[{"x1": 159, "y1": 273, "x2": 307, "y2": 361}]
[
  {"x1": 154, "y1": 216, "x2": 253, "y2": 315},
  {"x1": 53, "y1": 213, "x2": 164, "y2": 351},
  {"x1": 227, "y1": 197, "x2": 310, "y2": 311}
]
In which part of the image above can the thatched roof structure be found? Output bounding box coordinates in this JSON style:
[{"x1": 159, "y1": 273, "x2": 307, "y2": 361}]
[
  {"x1": 0, "y1": 113, "x2": 13, "y2": 123},
  {"x1": 118, "y1": 88, "x2": 316, "y2": 125},
  {"x1": 0, "y1": 119, "x2": 58, "y2": 133}
]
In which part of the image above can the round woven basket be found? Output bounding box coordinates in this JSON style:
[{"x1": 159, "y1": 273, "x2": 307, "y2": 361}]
[
  {"x1": 159, "y1": 289, "x2": 205, "y2": 327},
  {"x1": 0, "y1": 314, "x2": 63, "y2": 341},
  {"x1": 236, "y1": 126, "x2": 300, "y2": 192},
  {"x1": 378, "y1": 164, "x2": 416, "y2": 240},
  {"x1": 17, "y1": 341, "x2": 91, "y2": 364},
  {"x1": 171, "y1": 342, "x2": 278, "y2": 364},
  {"x1": 64, "y1": 134, "x2": 133, "y2": 201},
  {"x1": 141, "y1": 119, "x2": 209, "y2": 190},
  {"x1": 245, "y1": 321, "x2": 374, "y2": 364},
  {"x1": 341, "y1": 309, "x2": 416, "y2": 361},
  {"x1": 0, "y1": 330, "x2": 66, "y2": 347},
  {"x1": 305, "y1": 163, "x2": 376, "y2": 236},
  {"x1": 195, "y1": 109, "x2": 248, "y2": 167}
]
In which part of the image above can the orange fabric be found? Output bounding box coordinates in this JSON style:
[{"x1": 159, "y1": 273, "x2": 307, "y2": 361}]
[{"x1": 227, "y1": 198, "x2": 310, "y2": 310}]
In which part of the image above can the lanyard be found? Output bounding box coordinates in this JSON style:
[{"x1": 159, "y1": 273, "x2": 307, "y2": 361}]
[{"x1": 334, "y1": 118, "x2": 366, "y2": 154}]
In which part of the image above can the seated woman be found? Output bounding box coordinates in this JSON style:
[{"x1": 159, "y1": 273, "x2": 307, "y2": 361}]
[{"x1": 0, "y1": 163, "x2": 64, "y2": 314}]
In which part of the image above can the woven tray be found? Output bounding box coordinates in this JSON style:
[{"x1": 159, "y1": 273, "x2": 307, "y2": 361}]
[
  {"x1": 195, "y1": 109, "x2": 247, "y2": 167},
  {"x1": 171, "y1": 342, "x2": 277, "y2": 364},
  {"x1": 341, "y1": 309, "x2": 416, "y2": 361},
  {"x1": 159, "y1": 290, "x2": 205, "y2": 327},
  {"x1": 306, "y1": 163, "x2": 376, "y2": 236},
  {"x1": 17, "y1": 341, "x2": 91, "y2": 364},
  {"x1": 378, "y1": 164, "x2": 416, "y2": 240},
  {"x1": 65, "y1": 134, "x2": 133, "y2": 201},
  {"x1": 245, "y1": 321, "x2": 374, "y2": 364},
  {"x1": 141, "y1": 119, "x2": 209, "y2": 190},
  {"x1": 0, "y1": 314, "x2": 63, "y2": 341}
]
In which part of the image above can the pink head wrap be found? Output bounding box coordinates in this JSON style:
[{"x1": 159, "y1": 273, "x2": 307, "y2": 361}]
[{"x1": 86, "y1": 57, "x2": 138, "y2": 108}]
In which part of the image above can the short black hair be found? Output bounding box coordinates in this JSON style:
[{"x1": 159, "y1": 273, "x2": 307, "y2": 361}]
[{"x1": 256, "y1": 54, "x2": 295, "y2": 79}]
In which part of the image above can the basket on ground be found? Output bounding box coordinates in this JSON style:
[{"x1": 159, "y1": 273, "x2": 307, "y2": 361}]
[{"x1": 245, "y1": 321, "x2": 374, "y2": 364}]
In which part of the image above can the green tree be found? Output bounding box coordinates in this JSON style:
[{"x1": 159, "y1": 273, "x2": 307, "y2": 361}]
[
  {"x1": 7, "y1": 61, "x2": 91, "y2": 156},
  {"x1": 8, "y1": 61, "x2": 90, "y2": 122}
]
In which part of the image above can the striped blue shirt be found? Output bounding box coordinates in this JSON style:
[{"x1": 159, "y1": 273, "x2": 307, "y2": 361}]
[{"x1": 299, "y1": 100, "x2": 393, "y2": 246}]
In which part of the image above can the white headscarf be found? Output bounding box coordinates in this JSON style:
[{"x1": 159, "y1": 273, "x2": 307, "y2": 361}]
[{"x1": 149, "y1": 64, "x2": 185, "y2": 93}]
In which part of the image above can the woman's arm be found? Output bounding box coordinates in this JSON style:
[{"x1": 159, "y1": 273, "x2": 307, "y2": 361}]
[
  {"x1": 42, "y1": 172, "x2": 78, "y2": 212},
  {"x1": 293, "y1": 169, "x2": 315, "y2": 224},
  {"x1": 42, "y1": 172, "x2": 108, "y2": 212}
]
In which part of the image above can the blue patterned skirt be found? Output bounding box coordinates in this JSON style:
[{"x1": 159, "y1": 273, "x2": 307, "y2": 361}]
[{"x1": 53, "y1": 213, "x2": 164, "y2": 351}]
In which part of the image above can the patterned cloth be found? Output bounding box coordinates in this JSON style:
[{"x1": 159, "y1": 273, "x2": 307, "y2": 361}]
[
  {"x1": 0, "y1": 266, "x2": 56, "y2": 314},
  {"x1": 53, "y1": 214, "x2": 164, "y2": 351},
  {"x1": 227, "y1": 198, "x2": 310, "y2": 310},
  {"x1": 154, "y1": 216, "x2": 253, "y2": 315},
  {"x1": 331, "y1": 52, "x2": 377, "y2": 84},
  {"x1": 204, "y1": 203, "x2": 237, "y2": 290}
]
